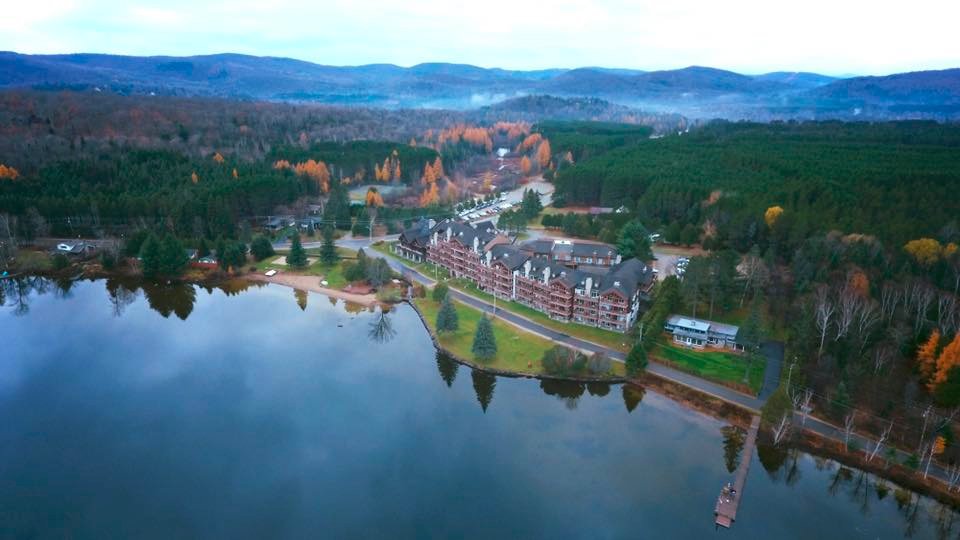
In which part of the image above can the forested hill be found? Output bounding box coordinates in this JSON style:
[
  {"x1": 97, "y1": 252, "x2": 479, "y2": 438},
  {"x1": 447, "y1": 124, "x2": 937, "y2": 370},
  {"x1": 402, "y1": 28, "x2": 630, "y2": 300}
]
[{"x1": 551, "y1": 121, "x2": 960, "y2": 251}]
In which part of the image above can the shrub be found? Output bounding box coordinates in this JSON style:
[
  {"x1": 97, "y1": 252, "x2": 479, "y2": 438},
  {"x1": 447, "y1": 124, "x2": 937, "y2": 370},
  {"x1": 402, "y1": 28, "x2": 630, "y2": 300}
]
[
  {"x1": 542, "y1": 345, "x2": 587, "y2": 376},
  {"x1": 376, "y1": 287, "x2": 403, "y2": 303},
  {"x1": 100, "y1": 251, "x2": 116, "y2": 270},
  {"x1": 587, "y1": 352, "x2": 613, "y2": 375},
  {"x1": 250, "y1": 235, "x2": 275, "y2": 261},
  {"x1": 51, "y1": 253, "x2": 70, "y2": 270}
]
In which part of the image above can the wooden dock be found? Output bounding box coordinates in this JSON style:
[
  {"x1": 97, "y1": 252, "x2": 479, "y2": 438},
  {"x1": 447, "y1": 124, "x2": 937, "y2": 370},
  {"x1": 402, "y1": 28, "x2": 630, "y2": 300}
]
[{"x1": 714, "y1": 415, "x2": 760, "y2": 528}]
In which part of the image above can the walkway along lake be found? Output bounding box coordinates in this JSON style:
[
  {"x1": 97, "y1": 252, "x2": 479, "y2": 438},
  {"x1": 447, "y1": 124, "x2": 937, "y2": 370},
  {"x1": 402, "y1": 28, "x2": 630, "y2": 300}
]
[{"x1": 1, "y1": 277, "x2": 958, "y2": 539}]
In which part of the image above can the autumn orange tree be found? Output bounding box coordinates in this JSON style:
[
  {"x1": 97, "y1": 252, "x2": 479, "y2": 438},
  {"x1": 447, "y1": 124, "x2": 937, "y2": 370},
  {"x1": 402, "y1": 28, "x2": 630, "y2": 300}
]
[
  {"x1": 365, "y1": 187, "x2": 384, "y2": 208},
  {"x1": 536, "y1": 140, "x2": 552, "y2": 169},
  {"x1": 0, "y1": 164, "x2": 20, "y2": 180},
  {"x1": 212, "y1": 152, "x2": 225, "y2": 164},
  {"x1": 918, "y1": 329, "x2": 942, "y2": 382},
  {"x1": 419, "y1": 182, "x2": 439, "y2": 207},
  {"x1": 931, "y1": 333, "x2": 960, "y2": 392},
  {"x1": 520, "y1": 156, "x2": 532, "y2": 177}
]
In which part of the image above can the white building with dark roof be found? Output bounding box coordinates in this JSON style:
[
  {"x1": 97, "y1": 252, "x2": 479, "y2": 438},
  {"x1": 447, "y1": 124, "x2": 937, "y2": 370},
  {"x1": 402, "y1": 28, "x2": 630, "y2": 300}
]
[{"x1": 664, "y1": 315, "x2": 743, "y2": 350}]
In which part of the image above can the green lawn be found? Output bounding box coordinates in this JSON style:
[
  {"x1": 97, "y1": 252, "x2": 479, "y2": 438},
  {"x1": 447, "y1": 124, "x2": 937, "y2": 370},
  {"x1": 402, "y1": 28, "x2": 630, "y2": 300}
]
[
  {"x1": 414, "y1": 297, "x2": 624, "y2": 378},
  {"x1": 650, "y1": 339, "x2": 765, "y2": 395}
]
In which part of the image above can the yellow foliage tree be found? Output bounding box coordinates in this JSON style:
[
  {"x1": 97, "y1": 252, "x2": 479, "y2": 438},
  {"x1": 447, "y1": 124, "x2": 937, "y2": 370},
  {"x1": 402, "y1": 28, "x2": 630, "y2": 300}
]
[
  {"x1": 191, "y1": 171, "x2": 199, "y2": 184},
  {"x1": 232, "y1": 168, "x2": 239, "y2": 179},
  {"x1": 293, "y1": 159, "x2": 331, "y2": 193},
  {"x1": 482, "y1": 171, "x2": 494, "y2": 192},
  {"x1": 931, "y1": 332, "x2": 960, "y2": 392},
  {"x1": 905, "y1": 238, "x2": 943, "y2": 268},
  {"x1": 409, "y1": 138, "x2": 417, "y2": 147},
  {"x1": 0, "y1": 164, "x2": 20, "y2": 180},
  {"x1": 919, "y1": 329, "x2": 942, "y2": 382},
  {"x1": 520, "y1": 156, "x2": 532, "y2": 177},
  {"x1": 392, "y1": 159, "x2": 402, "y2": 182},
  {"x1": 213, "y1": 152, "x2": 225, "y2": 164},
  {"x1": 273, "y1": 160, "x2": 292, "y2": 170},
  {"x1": 764, "y1": 206, "x2": 784, "y2": 228},
  {"x1": 365, "y1": 188, "x2": 384, "y2": 208},
  {"x1": 536, "y1": 139, "x2": 552, "y2": 169},
  {"x1": 419, "y1": 182, "x2": 439, "y2": 207}
]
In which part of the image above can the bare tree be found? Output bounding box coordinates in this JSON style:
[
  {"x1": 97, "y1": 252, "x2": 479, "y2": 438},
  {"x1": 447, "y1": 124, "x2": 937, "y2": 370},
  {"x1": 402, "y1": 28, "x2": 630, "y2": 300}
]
[
  {"x1": 937, "y1": 293, "x2": 958, "y2": 334},
  {"x1": 880, "y1": 282, "x2": 901, "y2": 323},
  {"x1": 873, "y1": 347, "x2": 892, "y2": 375},
  {"x1": 815, "y1": 287, "x2": 835, "y2": 359},
  {"x1": 843, "y1": 412, "x2": 856, "y2": 449},
  {"x1": 855, "y1": 299, "x2": 880, "y2": 356},
  {"x1": 738, "y1": 248, "x2": 768, "y2": 307},
  {"x1": 908, "y1": 281, "x2": 934, "y2": 333},
  {"x1": 867, "y1": 422, "x2": 893, "y2": 462},
  {"x1": 835, "y1": 286, "x2": 861, "y2": 341},
  {"x1": 947, "y1": 465, "x2": 960, "y2": 492},
  {"x1": 918, "y1": 404, "x2": 933, "y2": 454},
  {"x1": 921, "y1": 442, "x2": 937, "y2": 479}
]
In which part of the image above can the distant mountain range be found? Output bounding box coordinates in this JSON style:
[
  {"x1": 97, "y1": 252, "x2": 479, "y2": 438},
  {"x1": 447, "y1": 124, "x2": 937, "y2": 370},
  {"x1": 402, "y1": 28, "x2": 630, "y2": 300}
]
[{"x1": 1, "y1": 51, "x2": 958, "y2": 120}]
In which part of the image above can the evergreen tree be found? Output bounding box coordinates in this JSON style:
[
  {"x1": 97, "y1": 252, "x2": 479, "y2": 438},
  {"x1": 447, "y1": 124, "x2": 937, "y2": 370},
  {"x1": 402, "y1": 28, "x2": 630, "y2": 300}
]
[
  {"x1": 287, "y1": 231, "x2": 308, "y2": 268},
  {"x1": 471, "y1": 314, "x2": 497, "y2": 361},
  {"x1": 319, "y1": 226, "x2": 339, "y2": 265},
  {"x1": 158, "y1": 234, "x2": 188, "y2": 276},
  {"x1": 220, "y1": 242, "x2": 246, "y2": 271},
  {"x1": 616, "y1": 220, "x2": 653, "y2": 260},
  {"x1": 366, "y1": 258, "x2": 391, "y2": 287},
  {"x1": 139, "y1": 233, "x2": 162, "y2": 278},
  {"x1": 521, "y1": 189, "x2": 543, "y2": 220},
  {"x1": 436, "y1": 294, "x2": 459, "y2": 333},
  {"x1": 197, "y1": 237, "x2": 210, "y2": 258},
  {"x1": 250, "y1": 235, "x2": 275, "y2": 261},
  {"x1": 625, "y1": 343, "x2": 648, "y2": 375},
  {"x1": 215, "y1": 236, "x2": 228, "y2": 270}
]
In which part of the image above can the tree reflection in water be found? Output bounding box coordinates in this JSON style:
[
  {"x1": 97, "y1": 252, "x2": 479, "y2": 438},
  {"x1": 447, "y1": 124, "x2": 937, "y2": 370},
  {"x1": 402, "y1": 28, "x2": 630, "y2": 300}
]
[
  {"x1": 295, "y1": 289, "x2": 308, "y2": 311},
  {"x1": 471, "y1": 369, "x2": 496, "y2": 413},
  {"x1": 435, "y1": 352, "x2": 459, "y2": 387},
  {"x1": 142, "y1": 281, "x2": 197, "y2": 320},
  {"x1": 105, "y1": 278, "x2": 139, "y2": 317},
  {"x1": 721, "y1": 425, "x2": 746, "y2": 473},
  {"x1": 622, "y1": 384, "x2": 645, "y2": 413},
  {"x1": 368, "y1": 308, "x2": 396, "y2": 344}
]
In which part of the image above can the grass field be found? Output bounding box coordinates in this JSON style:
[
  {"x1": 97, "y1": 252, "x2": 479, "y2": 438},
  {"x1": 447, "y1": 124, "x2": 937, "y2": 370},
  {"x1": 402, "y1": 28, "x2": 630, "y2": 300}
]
[
  {"x1": 12, "y1": 250, "x2": 53, "y2": 272},
  {"x1": 414, "y1": 296, "x2": 624, "y2": 378},
  {"x1": 650, "y1": 339, "x2": 765, "y2": 395}
]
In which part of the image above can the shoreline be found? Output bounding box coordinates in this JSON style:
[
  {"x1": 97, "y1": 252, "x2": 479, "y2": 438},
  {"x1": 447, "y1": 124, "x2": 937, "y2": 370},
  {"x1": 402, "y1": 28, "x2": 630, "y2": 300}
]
[{"x1": 247, "y1": 273, "x2": 380, "y2": 306}]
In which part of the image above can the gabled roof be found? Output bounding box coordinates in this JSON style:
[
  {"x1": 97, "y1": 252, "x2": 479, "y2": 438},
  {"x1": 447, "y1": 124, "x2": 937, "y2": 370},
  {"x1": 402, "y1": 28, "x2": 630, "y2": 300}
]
[{"x1": 489, "y1": 244, "x2": 529, "y2": 270}]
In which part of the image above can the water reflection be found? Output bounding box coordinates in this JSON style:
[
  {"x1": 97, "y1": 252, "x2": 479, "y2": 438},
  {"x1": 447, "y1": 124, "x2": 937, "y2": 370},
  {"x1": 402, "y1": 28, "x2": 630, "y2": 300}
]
[
  {"x1": 471, "y1": 369, "x2": 496, "y2": 412},
  {"x1": 435, "y1": 352, "x2": 459, "y2": 387},
  {"x1": 105, "y1": 278, "x2": 139, "y2": 317},
  {"x1": 622, "y1": 384, "x2": 645, "y2": 413},
  {"x1": 295, "y1": 289, "x2": 308, "y2": 311},
  {"x1": 368, "y1": 309, "x2": 397, "y2": 343},
  {"x1": 721, "y1": 425, "x2": 746, "y2": 473},
  {"x1": 142, "y1": 282, "x2": 197, "y2": 320}
]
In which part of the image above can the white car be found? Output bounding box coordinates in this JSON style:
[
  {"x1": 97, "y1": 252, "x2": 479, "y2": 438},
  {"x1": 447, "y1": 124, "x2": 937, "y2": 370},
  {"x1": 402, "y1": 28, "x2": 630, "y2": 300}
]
[{"x1": 264, "y1": 269, "x2": 278, "y2": 277}]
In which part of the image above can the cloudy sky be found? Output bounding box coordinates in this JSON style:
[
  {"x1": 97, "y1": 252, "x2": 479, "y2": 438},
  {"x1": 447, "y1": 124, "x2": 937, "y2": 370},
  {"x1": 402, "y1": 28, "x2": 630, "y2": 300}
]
[{"x1": 2, "y1": 0, "x2": 958, "y2": 75}]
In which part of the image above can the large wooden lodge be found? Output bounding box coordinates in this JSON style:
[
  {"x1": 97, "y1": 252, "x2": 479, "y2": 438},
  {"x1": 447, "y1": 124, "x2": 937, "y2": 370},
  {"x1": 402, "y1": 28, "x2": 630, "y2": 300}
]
[{"x1": 396, "y1": 219, "x2": 655, "y2": 333}]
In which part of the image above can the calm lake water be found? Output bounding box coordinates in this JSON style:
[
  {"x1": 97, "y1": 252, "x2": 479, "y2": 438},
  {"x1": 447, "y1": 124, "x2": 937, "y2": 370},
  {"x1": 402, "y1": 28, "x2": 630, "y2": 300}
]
[{"x1": 1, "y1": 277, "x2": 957, "y2": 539}]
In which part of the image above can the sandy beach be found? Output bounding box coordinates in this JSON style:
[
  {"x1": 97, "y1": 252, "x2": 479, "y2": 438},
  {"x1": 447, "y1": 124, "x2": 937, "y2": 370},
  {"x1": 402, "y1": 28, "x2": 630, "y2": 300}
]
[{"x1": 247, "y1": 273, "x2": 379, "y2": 306}]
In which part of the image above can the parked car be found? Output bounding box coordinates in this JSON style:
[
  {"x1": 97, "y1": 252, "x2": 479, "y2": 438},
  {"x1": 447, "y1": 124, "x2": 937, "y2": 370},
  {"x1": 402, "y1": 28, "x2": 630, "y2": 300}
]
[{"x1": 264, "y1": 269, "x2": 278, "y2": 277}]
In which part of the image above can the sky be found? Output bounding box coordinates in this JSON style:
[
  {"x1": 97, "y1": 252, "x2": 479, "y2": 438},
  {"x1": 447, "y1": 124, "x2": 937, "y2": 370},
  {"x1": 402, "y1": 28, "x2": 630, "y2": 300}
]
[{"x1": 2, "y1": 0, "x2": 958, "y2": 76}]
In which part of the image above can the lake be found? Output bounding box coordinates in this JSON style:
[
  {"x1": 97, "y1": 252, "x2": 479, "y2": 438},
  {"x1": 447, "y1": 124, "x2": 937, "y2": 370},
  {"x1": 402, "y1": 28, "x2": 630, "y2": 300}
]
[{"x1": 0, "y1": 277, "x2": 956, "y2": 539}]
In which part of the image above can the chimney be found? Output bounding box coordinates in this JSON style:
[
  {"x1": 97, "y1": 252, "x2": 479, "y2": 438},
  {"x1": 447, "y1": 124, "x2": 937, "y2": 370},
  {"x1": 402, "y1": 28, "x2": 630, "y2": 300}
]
[
  {"x1": 473, "y1": 236, "x2": 480, "y2": 253},
  {"x1": 446, "y1": 227, "x2": 452, "y2": 242},
  {"x1": 485, "y1": 250, "x2": 492, "y2": 266},
  {"x1": 542, "y1": 266, "x2": 550, "y2": 285},
  {"x1": 524, "y1": 260, "x2": 531, "y2": 278},
  {"x1": 585, "y1": 277, "x2": 593, "y2": 296}
]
